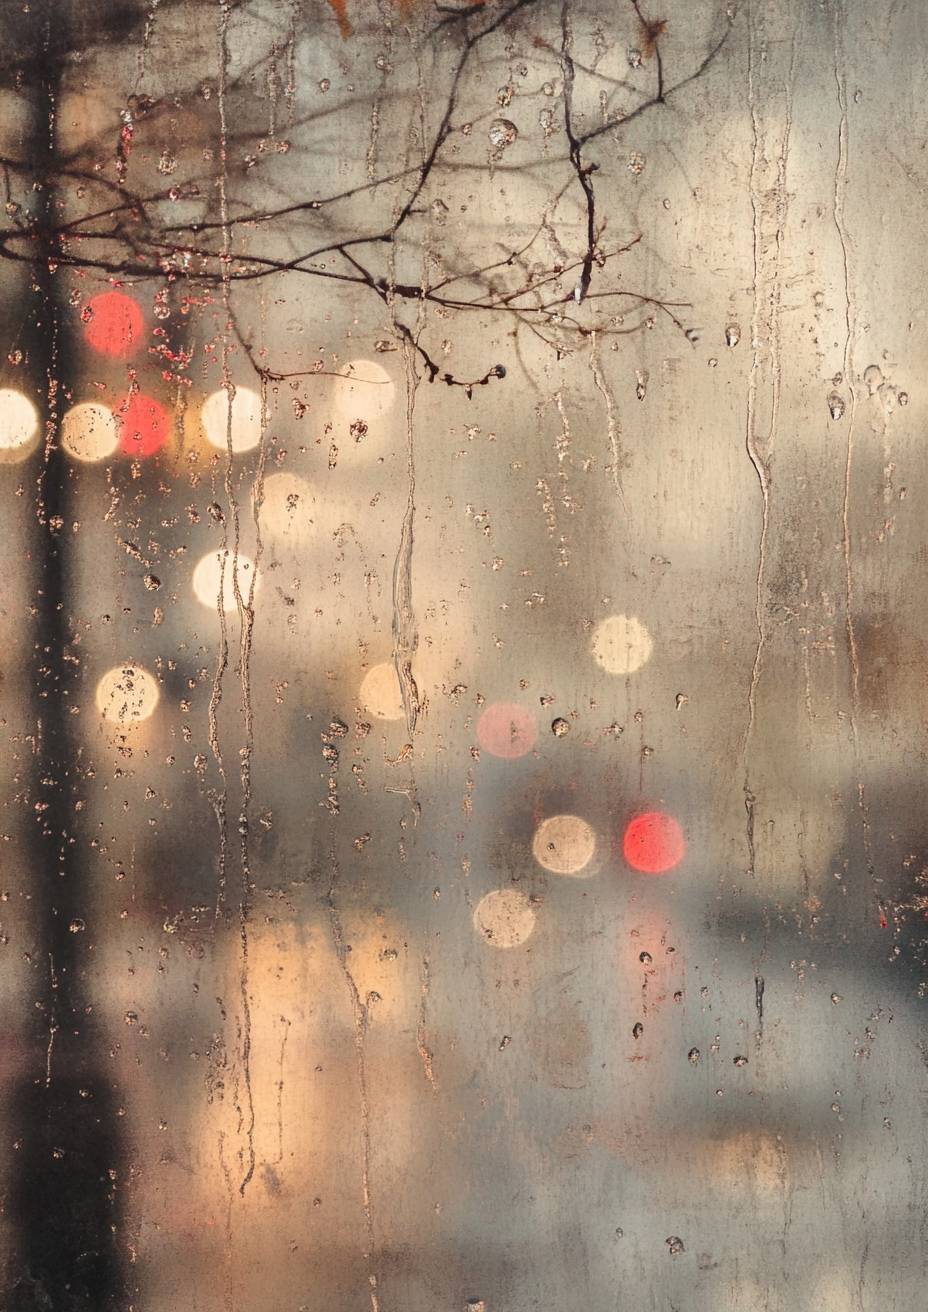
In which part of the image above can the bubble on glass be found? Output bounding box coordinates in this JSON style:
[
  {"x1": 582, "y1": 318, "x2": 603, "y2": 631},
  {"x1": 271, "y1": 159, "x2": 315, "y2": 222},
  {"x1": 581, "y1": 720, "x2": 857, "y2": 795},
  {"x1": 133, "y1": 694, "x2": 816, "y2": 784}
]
[
  {"x1": 488, "y1": 118, "x2": 518, "y2": 148},
  {"x1": 473, "y1": 888, "x2": 536, "y2": 948}
]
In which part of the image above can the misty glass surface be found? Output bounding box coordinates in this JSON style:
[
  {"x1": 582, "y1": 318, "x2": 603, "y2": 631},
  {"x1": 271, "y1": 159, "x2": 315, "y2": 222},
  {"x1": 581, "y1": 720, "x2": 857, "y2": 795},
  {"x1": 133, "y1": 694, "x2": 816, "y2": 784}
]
[{"x1": 0, "y1": 1, "x2": 926, "y2": 1309}]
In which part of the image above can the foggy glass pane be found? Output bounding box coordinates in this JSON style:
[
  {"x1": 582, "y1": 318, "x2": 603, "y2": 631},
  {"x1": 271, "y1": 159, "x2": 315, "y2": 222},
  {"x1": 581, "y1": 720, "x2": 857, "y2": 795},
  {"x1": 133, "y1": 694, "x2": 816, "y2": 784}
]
[{"x1": 0, "y1": 1, "x2": 925, "y2": 1309}]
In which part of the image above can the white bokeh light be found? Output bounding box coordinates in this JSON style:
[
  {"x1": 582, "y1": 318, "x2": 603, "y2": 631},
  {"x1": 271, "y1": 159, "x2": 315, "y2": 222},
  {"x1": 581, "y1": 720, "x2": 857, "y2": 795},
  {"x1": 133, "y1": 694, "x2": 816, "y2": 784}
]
[
  {"x1": 532, "y1": 814, "x2": 597, "y2": 877},
  {"x1": 0, "y1": 388, "x2": 39, "y2": 462},
  {"x1": 61, "y1": 402, "x2": 117, "y2": 462},
  {"x1": 95, "y1": 664, "x2": 160, "y2": 724},
  {"x1": 358, "y1": 662, "x2": 404, "y2": 721},
  {"x1": 590, "y1": 613, "x2": 653, "y2": 675},
  {"x1": 192, "y1": 550, "x2": 259, "y2": 611},
  {"x1": 258, "y1": 472, "x2": 318, "y2": 543},
  {"x1": 201, "y1": 385, "x2": 264, "y2": 453},
  {"x1": 473, "y1": 888, "x2": 536, "y2": 949},
  {"x1": 329, "y1": 359, "x2": 396, "y2": 455}
]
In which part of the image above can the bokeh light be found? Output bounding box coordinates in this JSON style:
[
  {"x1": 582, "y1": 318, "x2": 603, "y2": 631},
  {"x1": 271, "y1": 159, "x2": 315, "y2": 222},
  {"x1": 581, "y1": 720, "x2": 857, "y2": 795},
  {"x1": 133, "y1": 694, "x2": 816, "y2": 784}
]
[
  {"x1": 359, "y1": 662, "x2": 404, "y2": 721},
  {"x1": 532, "y1": 814, "x2": 597, "y2": 876},
  {"x1": 473, "y1": 888, "x2": 536, "y2": 949},
  {"x1": 95, "y1": 664, "x2": 160, "y2": 724},
  {"x1": 116, "y1": 392, "x2": 170, "y2": 457},
  {"x1": 61, "y1": 402, "x2": 118, "y2": 462},
  {"x1": 591, "y1": 613, "x2": 653, "y2": 675},
  {"x1": 330, "y1": 359, "x2": 396, "y2": 454},
  {"x1": 258, "y1": 472, "x2": 318, "y2": 543},
  {"x1": 192, "y1": 550, "x2": 259, "y2": 611},
  {"x1": 622, "y1": 811, "x2": 685, "y2": 874},
  {"x1": 83, "y1": 290, "x2": 144, "y2": 359},
  {"x1": 201, "y1": 386, "x2": 264, "y2": 452},
  {"x1": 0, "y1": 389, "x2": 39, "y2": 462},
  {"x1": 476, "y1": 702, "x2": 537, "y2": 758}
]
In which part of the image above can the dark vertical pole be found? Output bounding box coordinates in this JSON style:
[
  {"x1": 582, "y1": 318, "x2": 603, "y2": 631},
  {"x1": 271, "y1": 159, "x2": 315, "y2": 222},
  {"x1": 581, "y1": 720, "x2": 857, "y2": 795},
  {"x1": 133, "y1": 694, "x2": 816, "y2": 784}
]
[{"x1": 8, "y1": 4, "x2": 127, "y2": 1307}]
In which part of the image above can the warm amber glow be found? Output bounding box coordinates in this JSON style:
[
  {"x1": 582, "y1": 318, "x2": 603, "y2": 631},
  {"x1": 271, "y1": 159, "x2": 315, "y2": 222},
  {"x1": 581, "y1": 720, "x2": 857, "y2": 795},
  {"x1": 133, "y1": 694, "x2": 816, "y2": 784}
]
[
  {"x1": 0, "y1": 388, "x2": 39, "y2": 462},
  {"x1": 359, "y1": 662, "x2": 404, "y2": 721},
  {"x1": 201, "y1": 386, "x2": 264, "y2": 452},
  {"x1": 329, "y1": 359, "x2": 396, "y2": 457},
  {"x1": 473, "y1": 889, "x2": 536, "y2": 948},
  {"x1": 95, "y1": 664, "x2": 160, "y2": 724},
  {"x1": 532, "y1": 814, "x2": 597, "y2": 876},
  {"x1": 192, "y1": 550, "x2": 259, "y2": 610},
  {"x1": 258, "y1": 472, "x2": 318, "y2": 542},
  {"x1": 61, "y1": 402, "x2": 118, "y2": 462},
  {"x1": 590, "y1": 613, "x2": 653, "y2": 675}
]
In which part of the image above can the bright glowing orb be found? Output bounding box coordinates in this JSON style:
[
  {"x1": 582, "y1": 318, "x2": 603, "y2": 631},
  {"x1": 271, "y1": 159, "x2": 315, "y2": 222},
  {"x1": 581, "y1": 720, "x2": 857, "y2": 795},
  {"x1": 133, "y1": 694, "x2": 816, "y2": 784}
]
[
  {"x1": 258, "y1": 472, "x2": 317, "y2": 542},
  {"x1": 0, "y1": 388, "x2": 39, "y2": 461},
  {"x1": 591, "y1": 613, "x2": 653, "y2": 675},
  {"x1": 359, "y1": 662, "x2": 404, "y2": 721},
  {"x1": 532, "y1": 814, "x2": 597, "y2": 876},
  {"x1": 473, "y1": 888, "x2": 536, "y2": 949},
  {"x1": 622, "y1": 811, "x2": 685, "y2": 874},
  {"x1": 192, "y1": 550, "x2": 259, "y2": 611},
  {"x1": 95, "y1": 664, "x2": 160, "y2": 724},
  {"x1": 476, "y1": 702, "x2": 537, "y2": 759},
  {"x1": 201, "y1": 386, "x2": 263, "y2": 453},
  {"x1": 116, "y1": 393, "x2": 170, "y2": 457},
  {"x1": 83, "y1": 291, "x2": 144, "y2": 359},
  {"x1": 61, "y1": 402, "x2": 117, "y2": 462}
]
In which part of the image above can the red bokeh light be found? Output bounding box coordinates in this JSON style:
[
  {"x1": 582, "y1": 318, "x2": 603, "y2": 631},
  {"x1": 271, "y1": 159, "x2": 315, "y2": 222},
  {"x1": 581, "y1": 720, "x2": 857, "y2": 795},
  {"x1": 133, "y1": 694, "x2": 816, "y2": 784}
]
[
  {"x1": 622, "y1": 811, "x2": 685, "y2": 874},
  {"x1": 476, "y1": 703, "x2": 537, "y2": 759},
  {"x1": 83, "y1": 291, "x2": 144, "y2": 359},
  {"x1": 116, "y1": 393, "x2": 170, "y2": 458}
]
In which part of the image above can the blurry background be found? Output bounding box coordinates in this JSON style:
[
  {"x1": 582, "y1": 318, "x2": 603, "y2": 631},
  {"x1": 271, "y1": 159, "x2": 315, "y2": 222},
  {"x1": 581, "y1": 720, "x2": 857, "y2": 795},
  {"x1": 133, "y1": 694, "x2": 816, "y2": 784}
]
[{"x1": 0, "y1": 0, "x2": 926, "y2": 1308}]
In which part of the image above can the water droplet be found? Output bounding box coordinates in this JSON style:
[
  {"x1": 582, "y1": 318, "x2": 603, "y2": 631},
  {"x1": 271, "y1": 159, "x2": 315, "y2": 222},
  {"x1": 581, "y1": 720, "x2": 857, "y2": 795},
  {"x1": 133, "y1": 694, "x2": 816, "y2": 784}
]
[
  {"x1": 551, "y1": 717, "x2": 570, "y2": 737},
  {"x1": 69, "y1": 918, "x2": 85, "y2": 933},
  {"x1": 639, "y1": 950, "x2": 653, "y2": 964},
  {"x1": 488, "y1": 119, "x2": 518, "y2": 148},
  {"x1": 828, "y1": 392, "x2": 845, "y2": 421},
  {"x1": 632, "y1": 1021, "x2": 644, "y2": 1039}
]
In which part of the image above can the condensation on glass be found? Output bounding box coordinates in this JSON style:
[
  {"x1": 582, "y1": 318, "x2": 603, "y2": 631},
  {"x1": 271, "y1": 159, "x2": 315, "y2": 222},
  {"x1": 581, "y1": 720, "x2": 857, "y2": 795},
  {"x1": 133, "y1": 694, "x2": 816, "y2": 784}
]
[{"x1": 0, "y1": 0, "x2": 925, "y2": 1309}]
